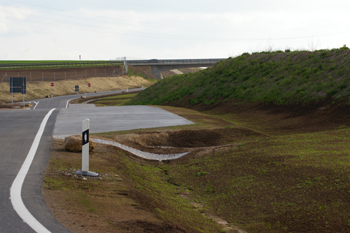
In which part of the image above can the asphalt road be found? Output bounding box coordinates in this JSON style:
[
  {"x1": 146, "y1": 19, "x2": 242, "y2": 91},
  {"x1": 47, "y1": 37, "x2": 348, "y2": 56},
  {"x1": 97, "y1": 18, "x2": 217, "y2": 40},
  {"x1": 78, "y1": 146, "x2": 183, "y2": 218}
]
[
  {"x1": 0, "y1": 109, "x2": 69, "y2": 233},
  {"x1": 0, "y1": 88, "x2": 193, "y2": 233}
]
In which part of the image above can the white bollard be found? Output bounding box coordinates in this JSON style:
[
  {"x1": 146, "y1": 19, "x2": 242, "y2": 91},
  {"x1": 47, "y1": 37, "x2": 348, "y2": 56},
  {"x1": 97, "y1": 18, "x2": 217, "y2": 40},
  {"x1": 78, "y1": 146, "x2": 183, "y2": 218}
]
[
  {"x1": 82, "y1": 118, "x2": 89, "y2": 172},
  {"x1": 76, "y1": 118, "x2": 98, "y2": 177}
]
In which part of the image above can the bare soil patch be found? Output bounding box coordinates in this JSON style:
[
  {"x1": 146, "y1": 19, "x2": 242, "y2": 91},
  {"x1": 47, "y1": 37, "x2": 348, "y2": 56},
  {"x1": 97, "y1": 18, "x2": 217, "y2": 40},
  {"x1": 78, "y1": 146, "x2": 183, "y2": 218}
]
[
  {"x1": 43, "y1": 98, "x2": 350, "y2": 232},
  {"x1": 192, "y1": 98, "x2": 350, "y2": 135},
  {"x1": 43, "y1": 107, "x2": 261, "y2": 233},
  {"x1": 44, "y1": 141, "x2": 188, "y2": 233}
]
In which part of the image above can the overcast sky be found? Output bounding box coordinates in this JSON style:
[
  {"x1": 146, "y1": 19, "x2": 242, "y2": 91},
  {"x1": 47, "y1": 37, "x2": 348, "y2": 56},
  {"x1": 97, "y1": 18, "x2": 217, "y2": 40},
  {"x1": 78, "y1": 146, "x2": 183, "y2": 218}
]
[{"x1": 1, "y1": 0, "x2": 349, "y2": 60}]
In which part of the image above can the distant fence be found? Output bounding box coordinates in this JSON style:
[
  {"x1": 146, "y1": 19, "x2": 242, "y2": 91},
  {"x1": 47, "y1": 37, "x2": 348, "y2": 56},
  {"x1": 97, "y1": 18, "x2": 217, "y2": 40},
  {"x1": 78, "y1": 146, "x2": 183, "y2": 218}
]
[
  {"x1": 1, "y1": 66, "x2": 125, "y2": 82},
  {"x1": 0, "y1": 60, "x2": 123, "y2": 70}
]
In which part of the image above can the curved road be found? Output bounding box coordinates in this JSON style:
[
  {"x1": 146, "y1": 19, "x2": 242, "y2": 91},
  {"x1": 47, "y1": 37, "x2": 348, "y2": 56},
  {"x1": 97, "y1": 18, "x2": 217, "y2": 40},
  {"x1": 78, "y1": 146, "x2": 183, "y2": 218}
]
[
  {"x1": 0, "y1": 90, "x2": 129, "y2": 233},
  {"x1": 0, "y1": 88, "x2": 193, "y2": 233}
]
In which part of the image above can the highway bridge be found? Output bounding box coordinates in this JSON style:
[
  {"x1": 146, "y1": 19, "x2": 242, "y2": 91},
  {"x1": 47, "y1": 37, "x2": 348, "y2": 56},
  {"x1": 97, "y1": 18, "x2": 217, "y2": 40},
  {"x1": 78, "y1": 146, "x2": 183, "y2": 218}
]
[
  {"x1": 0, "y1": 58, "x2": 227, "y2": 80},
  {"x1": 125, "y1": 58, "x2": 227, "y2": 80}
]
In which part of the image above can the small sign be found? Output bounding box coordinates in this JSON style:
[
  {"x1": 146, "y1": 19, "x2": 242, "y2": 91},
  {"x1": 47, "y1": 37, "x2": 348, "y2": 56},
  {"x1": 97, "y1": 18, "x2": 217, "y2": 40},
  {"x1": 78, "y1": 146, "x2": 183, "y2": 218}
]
[
  {"x1": 10, "y1": 77, "x2": 26, "y2": 94},
  {"x1": 51, "y1": 83, "x2": 54, "y2": 87},
  {"x1": 88, "y1": 83, "x2": 91, "y2": 87}
]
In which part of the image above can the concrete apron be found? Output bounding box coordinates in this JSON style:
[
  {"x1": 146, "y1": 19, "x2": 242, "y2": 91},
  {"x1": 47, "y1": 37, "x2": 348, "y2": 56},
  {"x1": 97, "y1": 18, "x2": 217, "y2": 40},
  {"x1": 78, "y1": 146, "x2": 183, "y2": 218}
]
[{"x1": 53, "y1": 105, "x2": 194, "y2": 161}]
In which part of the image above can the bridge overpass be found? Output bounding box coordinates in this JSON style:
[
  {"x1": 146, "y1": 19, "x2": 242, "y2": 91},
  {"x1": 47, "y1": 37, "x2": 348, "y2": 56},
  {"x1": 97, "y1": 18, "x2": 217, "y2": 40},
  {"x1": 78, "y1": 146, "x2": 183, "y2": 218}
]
[{"x1": 125, "y1": 58, "x2": 226, "y2": 80}]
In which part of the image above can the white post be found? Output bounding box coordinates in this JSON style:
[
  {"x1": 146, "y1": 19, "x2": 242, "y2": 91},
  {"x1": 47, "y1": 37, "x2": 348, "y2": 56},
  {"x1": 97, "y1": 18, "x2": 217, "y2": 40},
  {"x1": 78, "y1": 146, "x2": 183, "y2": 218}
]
[
  {"x1": 76, "y1": 118, "x2": 98, "y2": 177},
  {"x1": 82, "y1": 118, "x2": 89, "y2": 172}
]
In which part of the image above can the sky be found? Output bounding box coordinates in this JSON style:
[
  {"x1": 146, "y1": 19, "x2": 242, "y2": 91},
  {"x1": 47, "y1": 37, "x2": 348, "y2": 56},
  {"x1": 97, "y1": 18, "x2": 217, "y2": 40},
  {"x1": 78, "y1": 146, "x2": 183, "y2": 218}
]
[{"x1": 0, "y1": 0, "x2": 350, "y2": 60}]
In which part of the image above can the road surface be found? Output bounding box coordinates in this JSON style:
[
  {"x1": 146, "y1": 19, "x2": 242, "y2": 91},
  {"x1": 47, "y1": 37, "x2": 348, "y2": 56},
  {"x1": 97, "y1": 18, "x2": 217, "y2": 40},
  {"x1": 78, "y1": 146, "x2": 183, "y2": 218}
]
[{"x1": 0, "y1": 88, "x2": 193, "y2": 233}]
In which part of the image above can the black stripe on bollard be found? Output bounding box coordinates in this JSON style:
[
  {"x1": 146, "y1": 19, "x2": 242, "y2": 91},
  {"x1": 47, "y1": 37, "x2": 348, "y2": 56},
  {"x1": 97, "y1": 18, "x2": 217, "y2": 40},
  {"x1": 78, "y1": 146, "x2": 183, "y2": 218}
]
[{"x1": 82, "y1": 129, "x2": 89, "y2": 146}]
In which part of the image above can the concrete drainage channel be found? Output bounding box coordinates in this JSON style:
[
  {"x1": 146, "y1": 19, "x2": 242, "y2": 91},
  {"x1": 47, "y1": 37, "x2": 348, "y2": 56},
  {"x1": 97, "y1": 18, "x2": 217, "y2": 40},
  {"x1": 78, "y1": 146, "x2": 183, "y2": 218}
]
[
  {"x1": 54, "y1": 136, "x2": 189, "y2": 161},
  {"x1": 94, "y1": 139, "x2": 189, "y2": 161},
  {"x1": 94, "y1": 139, "x2": 190, "y2": 161}
]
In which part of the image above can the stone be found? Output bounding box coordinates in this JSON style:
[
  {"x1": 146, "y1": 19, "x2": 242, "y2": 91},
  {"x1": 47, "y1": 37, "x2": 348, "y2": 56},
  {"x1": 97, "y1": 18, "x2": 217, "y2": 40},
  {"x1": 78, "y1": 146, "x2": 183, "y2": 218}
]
[{"x1": 64, "y1": 135, "x2": 95, "y2": 152}]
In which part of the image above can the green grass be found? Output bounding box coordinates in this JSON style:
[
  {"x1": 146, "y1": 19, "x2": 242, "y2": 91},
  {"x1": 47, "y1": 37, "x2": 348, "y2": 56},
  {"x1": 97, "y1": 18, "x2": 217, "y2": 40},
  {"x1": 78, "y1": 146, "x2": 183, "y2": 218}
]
[
  {"x1": 120, "y1": 156, "x2": 223, "y2": 232},
  {"x1": 159, "y1": 127, "x2": 350, "y2": 232},
  {"x1": 128, "y1": 47, "x2": 350, "y2": 106}
]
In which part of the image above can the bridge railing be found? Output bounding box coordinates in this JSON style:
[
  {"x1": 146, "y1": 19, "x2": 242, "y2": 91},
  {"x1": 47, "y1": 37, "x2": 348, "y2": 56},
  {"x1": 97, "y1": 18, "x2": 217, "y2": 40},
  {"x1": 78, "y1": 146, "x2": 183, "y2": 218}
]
[{"x1": 127, "y1": 58, "x2": 226, "y2": 65}]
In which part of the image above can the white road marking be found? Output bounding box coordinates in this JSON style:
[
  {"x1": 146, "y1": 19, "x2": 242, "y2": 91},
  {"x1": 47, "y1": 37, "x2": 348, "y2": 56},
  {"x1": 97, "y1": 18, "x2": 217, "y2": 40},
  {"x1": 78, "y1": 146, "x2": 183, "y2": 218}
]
[
  {"x1": 66, "y1": 99, "x2": 74, "y2": 108},
  {"x1": 10, "y1": 108, "x2": 56, "y2": 233},
  {"x1": 33, "y1": 101, "x2": 39, "y2": 109}
]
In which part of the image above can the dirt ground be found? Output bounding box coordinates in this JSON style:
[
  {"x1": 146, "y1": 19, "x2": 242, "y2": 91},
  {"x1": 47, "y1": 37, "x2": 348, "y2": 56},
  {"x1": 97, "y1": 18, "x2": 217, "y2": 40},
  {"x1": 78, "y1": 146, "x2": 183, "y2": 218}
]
[
  {"x1": 43, "y1": 106, "x2": 256, "y2": 233},
  {"x1": 45, "y1": 141, "x2": 189, "y2": 233},
  {"x1": 42, "y1": 96, "x2": 350, "y2": 232},
  {"x1": 190, "y1": 98, "x2": 350, "y2": 136}
]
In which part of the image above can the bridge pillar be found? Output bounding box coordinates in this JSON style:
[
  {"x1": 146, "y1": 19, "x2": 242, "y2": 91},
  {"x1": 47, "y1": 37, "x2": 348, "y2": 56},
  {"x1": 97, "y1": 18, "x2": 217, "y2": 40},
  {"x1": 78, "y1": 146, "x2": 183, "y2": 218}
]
[{"x1": 151, "y1": 65, "x2": 163, "y2": 80}]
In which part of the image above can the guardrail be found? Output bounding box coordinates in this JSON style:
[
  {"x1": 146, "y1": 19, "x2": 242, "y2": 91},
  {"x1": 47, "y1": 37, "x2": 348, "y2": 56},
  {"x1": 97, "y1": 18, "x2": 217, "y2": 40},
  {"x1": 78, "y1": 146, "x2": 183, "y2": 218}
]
[
  {"x1": 0, "y1": 60, "x2": 123, "y2": 69},
  {"x1": 127, "y1": 58, "x2": 226, "y2": 65}
]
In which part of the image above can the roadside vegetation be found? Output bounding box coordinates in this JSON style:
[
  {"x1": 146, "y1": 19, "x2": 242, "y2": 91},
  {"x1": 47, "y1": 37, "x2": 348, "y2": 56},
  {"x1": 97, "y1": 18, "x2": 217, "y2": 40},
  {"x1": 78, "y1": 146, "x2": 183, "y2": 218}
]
[
  {"x1": 0, "y1": 76, "x2": 152, "y2": 102},
  {"x1": 164, "y1": 127, "x2": 350, "y2": 232},
  {"x1": 42, "y1": 47, "x2": 350, "y2": 232},
  {"x1": 45, "y1": 103, "x2": 350, "y2": 232},
  {"x1": 128, "y1": 47, "x2": 350, "y2": 106}
]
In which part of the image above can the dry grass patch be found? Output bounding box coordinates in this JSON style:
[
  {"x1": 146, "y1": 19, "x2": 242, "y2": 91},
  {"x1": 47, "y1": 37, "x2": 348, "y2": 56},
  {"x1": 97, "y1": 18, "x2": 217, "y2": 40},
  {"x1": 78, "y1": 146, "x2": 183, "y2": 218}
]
[{"x1": 0, "y1": 76, "x2": 153, "y2": 102}]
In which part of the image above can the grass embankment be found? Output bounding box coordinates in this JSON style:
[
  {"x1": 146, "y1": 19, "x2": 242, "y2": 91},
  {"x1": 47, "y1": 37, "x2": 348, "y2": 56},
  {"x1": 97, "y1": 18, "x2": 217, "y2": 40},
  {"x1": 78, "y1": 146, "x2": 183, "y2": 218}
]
[
  {"x1": 0, "y1": 76, "x2": 153, "y2": 102},
  {"x1": 44, "y1": 108, "x2": 233, "y2": 233},
  {"x1": 45, "y1": 103, "x2": 350, "y2": 232},
  {"x1": 129, "y1": 47, "x2": 350, "y2": 107},
  {"x1": 164, "y1": 128, "x2": 350, "y2": 232}
]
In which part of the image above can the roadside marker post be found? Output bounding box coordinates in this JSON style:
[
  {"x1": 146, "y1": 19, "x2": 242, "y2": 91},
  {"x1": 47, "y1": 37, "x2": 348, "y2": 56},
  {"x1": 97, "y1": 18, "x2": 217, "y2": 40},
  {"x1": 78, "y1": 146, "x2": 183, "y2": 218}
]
[{"x1": 76, "y1": 119, "x2": 98, "y2": 177}]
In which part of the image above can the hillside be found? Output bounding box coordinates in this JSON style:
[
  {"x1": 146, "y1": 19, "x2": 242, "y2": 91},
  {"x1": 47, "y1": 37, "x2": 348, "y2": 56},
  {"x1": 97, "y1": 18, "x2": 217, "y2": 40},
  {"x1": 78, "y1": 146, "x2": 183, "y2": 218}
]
[
  {"x1": 128, "y1": 47, "x2": 350, "y2": 107},
  {"x1": 0, "y1": 75, "x2": 153, "y2": 103}
]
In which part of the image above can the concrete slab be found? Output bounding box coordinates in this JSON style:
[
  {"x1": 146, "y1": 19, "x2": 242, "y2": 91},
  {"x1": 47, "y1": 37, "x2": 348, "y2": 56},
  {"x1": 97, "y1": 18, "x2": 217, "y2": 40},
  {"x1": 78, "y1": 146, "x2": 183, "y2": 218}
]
[{"x1": 53, "y1": 105, "x2": 194, "y2": 137}]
